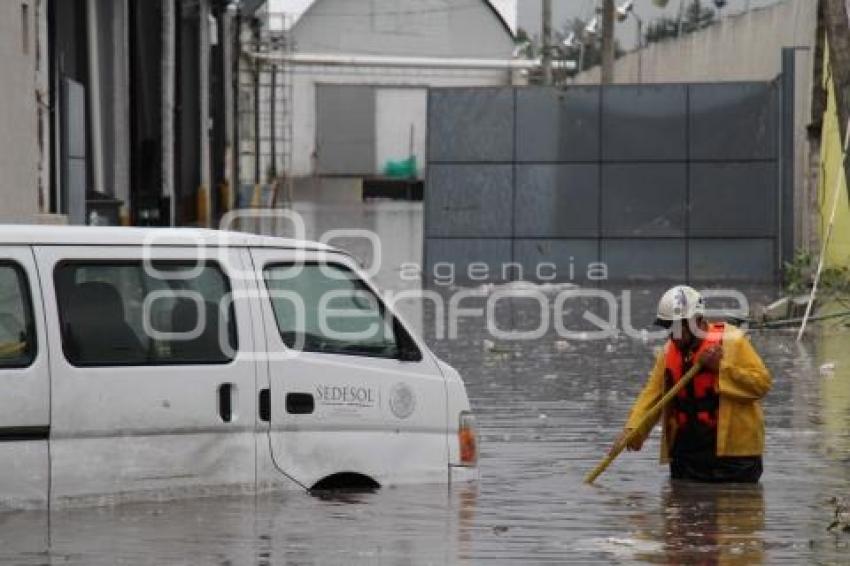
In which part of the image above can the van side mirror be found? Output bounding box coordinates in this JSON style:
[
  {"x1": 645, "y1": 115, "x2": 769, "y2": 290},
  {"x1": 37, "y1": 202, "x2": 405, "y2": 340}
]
[{"x1": 393, "y1": 317, "x2": 422, "y2": 362}]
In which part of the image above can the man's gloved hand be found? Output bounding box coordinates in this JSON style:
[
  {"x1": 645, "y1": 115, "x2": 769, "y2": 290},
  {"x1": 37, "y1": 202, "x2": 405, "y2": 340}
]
[
  {"x1": 700, "y1": 344, "x2": 723, "y2": 373},
  {"x1": 610, "y1": 428, "x2": 644, "y2": 456}
]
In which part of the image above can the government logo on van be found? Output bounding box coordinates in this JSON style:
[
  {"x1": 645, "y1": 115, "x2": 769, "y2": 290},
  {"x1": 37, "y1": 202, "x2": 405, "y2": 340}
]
[
  {"x1": 314, "y1": 385, "x2": 376, "y2": 408},
  {"x1": 389, "y1": 382, "x2": 416, "y2": 420}
]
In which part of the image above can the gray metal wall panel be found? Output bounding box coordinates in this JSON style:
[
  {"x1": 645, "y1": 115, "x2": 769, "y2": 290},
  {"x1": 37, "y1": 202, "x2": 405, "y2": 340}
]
[
  {"x1": 316, "y1": 85, "x2": 375, "y2": 175},
  {"x1": 513, "y1": 239, "x2": 599, "y2": 282},
  {"x1": 425, "y1": 164, "x2": 513, "y2": 238},
  {"x1": 424, "y1": 238, "x2": 513, "y2": 283},
  {"x1": 514, "y1": 164, "x2": 599, "y2": 237},
  {"x1": 780, "y1": 49, "x2": 796, "y2": 265},
  {"x1": 66, "y1": 81, "x2": 87, "y2": 159},
  {"x1": 601, "y1": 164, "x2": 687, "y2": 237},
  {"x1": 689, "y1": 239, "x2": 775, "y2": 281},
  {"x1": 689, "y1": 162, "x2": 777, "y2": 237},
  {"x1": 62, "y1": 78, "x2": 87, "y2": 225},
  {"x1": 689, "y1": 82, "x2": 778, "y2": 160},
  {"x1": 515, "y1": 87, "x2": 600, "y2": 162},
  {"x1": 428, "y1": 88, "x2": 514, "y2": 162},
  {"x1": 601, "y1": 239, "x2": 687, "y2": 281},
  {"x1": 601, "y1": 84, "x2": 687, "y2": 161},
  {"x1": 66, "y1": 161, "x2": 87, "y2": 225},
  {"x1": 424, "y1": 79, "x2": 786, "y2": 284}
]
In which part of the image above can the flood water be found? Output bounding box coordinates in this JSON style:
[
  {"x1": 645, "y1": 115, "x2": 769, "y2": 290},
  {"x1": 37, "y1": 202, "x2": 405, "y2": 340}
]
[{"x1": 3, "y1": 201, "x2": 850, "y2": 564}]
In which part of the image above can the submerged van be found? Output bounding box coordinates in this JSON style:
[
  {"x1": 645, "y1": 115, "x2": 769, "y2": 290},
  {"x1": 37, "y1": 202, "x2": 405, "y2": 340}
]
[{"x1": 0, "y1": 226, "x2": 477, "y2": 509}]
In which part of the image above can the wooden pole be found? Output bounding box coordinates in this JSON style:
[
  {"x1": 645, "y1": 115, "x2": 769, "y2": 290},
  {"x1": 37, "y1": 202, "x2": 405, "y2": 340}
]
[
  {"x1": 542, "y1": 0, "x2": 552, "y2": 85},
  {"x1": 584, "y1": 361, "x2": 703, "y2": 484},
  {"x1": 601, "y1": 0, "x2": 616, "y2": 84}
]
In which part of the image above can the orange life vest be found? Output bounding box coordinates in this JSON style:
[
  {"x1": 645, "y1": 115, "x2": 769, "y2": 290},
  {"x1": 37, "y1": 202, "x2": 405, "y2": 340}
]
[{"x1": 664, "y1": 322, "x2": 724, "y2": 434}]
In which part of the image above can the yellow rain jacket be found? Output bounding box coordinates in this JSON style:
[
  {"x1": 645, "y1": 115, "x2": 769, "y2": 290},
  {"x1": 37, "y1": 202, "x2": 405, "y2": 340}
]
[{"x1": 625, "y1": 324, "x2": 771, "y2": 463}]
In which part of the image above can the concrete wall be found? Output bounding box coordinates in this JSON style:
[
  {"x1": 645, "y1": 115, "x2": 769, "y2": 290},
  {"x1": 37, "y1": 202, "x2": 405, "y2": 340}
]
[
  {"x1": 0, "y1": 1, "x2": 40, "y2": 223},
  {"x1": 292, "y1": 0, "x2": 514, "y2": 58},
  {"x1": 574, "y1": 0, "x2": 817, "y2": 254},
  {"x1": 575, "y1": 0, "x2": 815, "y2": 85}
]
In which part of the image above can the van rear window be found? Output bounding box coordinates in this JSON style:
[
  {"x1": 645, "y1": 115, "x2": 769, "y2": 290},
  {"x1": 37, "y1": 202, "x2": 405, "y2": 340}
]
[
  {"x1": 0, "y1": 262, "x2": 36, "y2": 368},
  {"x1": 54, "y1": 261, "x2": 237, "y2": 366}
]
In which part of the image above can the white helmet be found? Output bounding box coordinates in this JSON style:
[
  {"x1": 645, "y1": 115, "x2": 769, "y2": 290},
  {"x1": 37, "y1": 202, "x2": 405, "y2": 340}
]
[{"x1": 655, "y1": 285, "x2": 705, "y2": 327}]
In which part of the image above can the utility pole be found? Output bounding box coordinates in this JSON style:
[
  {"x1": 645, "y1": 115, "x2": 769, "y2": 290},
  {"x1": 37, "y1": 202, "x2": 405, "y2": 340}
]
[
  {"x1": 601, "y1": 0, "x2": 615, "y2": 84},
  {"x1": 542, "y1": 0, "x2": 552, "y2": 85}
]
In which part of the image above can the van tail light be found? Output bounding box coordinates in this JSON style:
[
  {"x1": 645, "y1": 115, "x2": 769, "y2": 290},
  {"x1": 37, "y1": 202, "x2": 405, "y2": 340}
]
[{"x1": 458, "y1": 412, "x2": 478, "y2": 466}]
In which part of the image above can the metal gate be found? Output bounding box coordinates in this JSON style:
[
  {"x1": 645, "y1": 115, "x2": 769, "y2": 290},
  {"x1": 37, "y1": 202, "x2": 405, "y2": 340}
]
[{"x1": 424, "y1": 72, "x2": 794, "y2": 283}]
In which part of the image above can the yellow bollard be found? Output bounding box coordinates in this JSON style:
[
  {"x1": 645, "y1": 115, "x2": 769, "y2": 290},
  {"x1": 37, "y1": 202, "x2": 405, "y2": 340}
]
[{"x1": 196, "y1": 184, "x2": 210, "y2": 227}]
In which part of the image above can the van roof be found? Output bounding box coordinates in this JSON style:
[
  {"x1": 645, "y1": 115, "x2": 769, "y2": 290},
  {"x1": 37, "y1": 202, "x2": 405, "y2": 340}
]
[{"x1": 0, "y1": 225, "x2": 342, "y2": 252}]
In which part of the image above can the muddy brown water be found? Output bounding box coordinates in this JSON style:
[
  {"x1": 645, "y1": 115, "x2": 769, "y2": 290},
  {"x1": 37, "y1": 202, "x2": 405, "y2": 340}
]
[{"x1": 2, "y1": 202, "x2": 850, "y2": 564}]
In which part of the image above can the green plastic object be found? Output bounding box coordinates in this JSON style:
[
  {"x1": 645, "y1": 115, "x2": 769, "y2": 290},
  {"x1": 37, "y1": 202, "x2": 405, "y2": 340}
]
[{"x1": 383, "y1": 156, "x2": 418, "y2": 179}]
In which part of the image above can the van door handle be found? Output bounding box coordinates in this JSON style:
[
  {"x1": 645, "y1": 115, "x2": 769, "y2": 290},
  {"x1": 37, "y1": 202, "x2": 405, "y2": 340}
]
[
  {"x1": 218, "y1": 383, "x2": 236, "y2": 423},
  {"x1": 259, "y1": 388, "x2": 271, "y2": 422},
  {"x1": 286, "y1": 392, "x2": 315, "y2": 415}
]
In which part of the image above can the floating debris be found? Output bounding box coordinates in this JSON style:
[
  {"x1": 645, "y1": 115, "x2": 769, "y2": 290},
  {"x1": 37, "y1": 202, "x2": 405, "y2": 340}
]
[{"x1": 827, "y1": 497, "x2": 850, "y2": 532}]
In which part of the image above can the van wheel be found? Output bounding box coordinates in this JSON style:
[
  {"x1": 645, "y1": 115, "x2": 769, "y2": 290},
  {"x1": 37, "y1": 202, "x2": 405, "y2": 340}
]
[{"x1": 310, "y1": 472, "x2": 380, "y2": 493}]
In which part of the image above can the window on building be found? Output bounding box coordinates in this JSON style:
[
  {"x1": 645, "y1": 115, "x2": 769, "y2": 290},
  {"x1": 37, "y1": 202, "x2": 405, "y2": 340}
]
[
  {"x1": 55, "y1": 261, "x2": 237, "y2": 366},
  {"x1": 263, "y1": 263, "x2": 410, "y2": 359},
  {"x1": 0, "y1": 263, "x2": 36, "y2": 368}
]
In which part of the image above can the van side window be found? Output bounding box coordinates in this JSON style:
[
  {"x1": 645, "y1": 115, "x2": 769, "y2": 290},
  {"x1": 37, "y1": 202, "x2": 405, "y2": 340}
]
[
  {"x1": 54, "y1": 261, "x2": 237, "y2": 366},
  {"x1": 0, "y1": 263, "x2": 36, "y2": 368},
  {"x1": 263, "y1": 263, "x2": 403, "y2": 359}
]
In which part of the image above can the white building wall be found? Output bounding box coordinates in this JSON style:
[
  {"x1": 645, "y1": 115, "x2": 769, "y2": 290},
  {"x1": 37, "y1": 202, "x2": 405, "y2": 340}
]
[
  {"x1": 291, "y1": 0, "x2": 514, "y2": 58},
  {"x1": 0, "y1": 1, "x2": 40, "y2": 223},
  {"x1": 289, "y1": 65, "x2": 511, "y2": 176}
]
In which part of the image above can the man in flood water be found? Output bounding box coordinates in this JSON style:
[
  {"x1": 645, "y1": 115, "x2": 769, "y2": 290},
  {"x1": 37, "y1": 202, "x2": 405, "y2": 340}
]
[{"x1": 612, "y1": 285, "x2": 772, "y2": 482}]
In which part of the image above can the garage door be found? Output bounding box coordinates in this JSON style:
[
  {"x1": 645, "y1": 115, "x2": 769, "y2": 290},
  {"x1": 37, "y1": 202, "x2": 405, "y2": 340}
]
[{"x1": 316, "y1": 85, "x2": 375, "y2": 176}]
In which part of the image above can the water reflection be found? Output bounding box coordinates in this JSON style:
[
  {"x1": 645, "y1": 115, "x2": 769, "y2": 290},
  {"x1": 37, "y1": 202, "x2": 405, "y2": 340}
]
[{"x1": 634, "y1": 482, "x2": 765, "y2": 565}]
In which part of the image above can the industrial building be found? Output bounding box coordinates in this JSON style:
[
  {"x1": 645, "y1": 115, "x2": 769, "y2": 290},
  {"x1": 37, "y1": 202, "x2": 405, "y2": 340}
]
[
  {"x1": 0, "y1": 0, "x2": 238, "y2": 227},
  {"x1": 0, "y1": 0, "x2": 521, "y2": 225},
  {"x1": 239, "y1": 0, "x2": 522, "y2": 201}
]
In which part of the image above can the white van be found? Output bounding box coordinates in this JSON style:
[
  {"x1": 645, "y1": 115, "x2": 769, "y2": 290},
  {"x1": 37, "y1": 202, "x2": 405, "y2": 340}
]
[{"x1": 0, "y1": 226, "x2": 477, "y2": 509}]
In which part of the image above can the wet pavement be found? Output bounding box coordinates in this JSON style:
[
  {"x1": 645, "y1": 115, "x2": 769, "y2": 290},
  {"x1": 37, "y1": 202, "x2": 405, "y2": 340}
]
[{"x1": 3, "y1": 201, "x2": 850, "y2": 564}]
